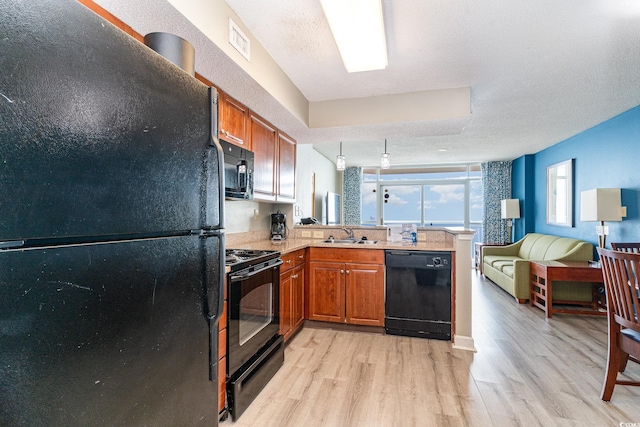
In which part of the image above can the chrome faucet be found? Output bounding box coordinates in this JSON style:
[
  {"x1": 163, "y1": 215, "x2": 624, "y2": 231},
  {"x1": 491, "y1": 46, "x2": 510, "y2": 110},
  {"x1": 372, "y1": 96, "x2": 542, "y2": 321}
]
[{"x1": 342, "y1": 228, "x2": 354, "y2": 239}]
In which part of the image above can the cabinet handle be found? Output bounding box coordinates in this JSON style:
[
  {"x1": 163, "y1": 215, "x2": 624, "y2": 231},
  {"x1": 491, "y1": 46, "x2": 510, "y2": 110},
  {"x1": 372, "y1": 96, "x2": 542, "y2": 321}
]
[
  {"x1": 222, "y1": 130, "x2": 244, "y2": 144},
  {"x1": 298, "y1": 255, "x2": 304, "y2": 259},
  {"x1": 292, "y1": 274, "x2": 299, "y2": 279},
  {"x1": 340, "y1": 269, "x2": 344, "y2": 274},
  {"x1": 286, "y1": 259, "x2": 292, "y2": 264},
  {"x1": 346, "y1": 270, "x2": 350, "y2": 275}
]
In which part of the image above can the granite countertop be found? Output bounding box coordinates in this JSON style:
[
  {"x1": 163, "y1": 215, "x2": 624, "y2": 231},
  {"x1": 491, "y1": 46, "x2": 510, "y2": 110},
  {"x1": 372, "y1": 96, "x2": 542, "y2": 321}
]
[{"x1": 226, "y1": 238, "x2": 456, "y2": 254}]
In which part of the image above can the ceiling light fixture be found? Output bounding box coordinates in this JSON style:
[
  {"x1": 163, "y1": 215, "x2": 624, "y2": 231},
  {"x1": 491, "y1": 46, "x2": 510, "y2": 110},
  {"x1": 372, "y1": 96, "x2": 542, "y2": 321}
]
[
  {"x1": 380, "y1": 139, "x2": 391, "y2": 169},
  {"x1": 319, "y1": 0, "x2": 388, "y2": 73},
  {"x1": 336, "y1": 141, "x2": 346, "y2": 171}
]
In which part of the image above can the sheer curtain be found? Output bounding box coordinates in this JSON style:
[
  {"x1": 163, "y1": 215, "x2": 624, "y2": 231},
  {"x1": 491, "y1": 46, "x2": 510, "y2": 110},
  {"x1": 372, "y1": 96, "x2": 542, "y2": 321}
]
[{"x1": 481, "y1": 161, "x2": 512, "y2": 244}]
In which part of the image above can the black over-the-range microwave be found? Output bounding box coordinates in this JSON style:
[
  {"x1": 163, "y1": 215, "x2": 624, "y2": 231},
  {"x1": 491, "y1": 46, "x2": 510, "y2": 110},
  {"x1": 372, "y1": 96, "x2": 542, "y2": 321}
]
[{"x1": 220, "y1": 139, "x2": 254, "y2": 200}]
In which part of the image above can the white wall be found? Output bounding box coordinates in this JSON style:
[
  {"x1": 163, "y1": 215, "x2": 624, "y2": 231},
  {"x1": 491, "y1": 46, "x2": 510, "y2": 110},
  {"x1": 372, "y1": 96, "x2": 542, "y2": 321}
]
[
  {"x1": 295, "y1": 145, "x2": 341, "y2": 223},
  {"x1": 224, "y1": 145, "x2": 338, "y2": 233}
]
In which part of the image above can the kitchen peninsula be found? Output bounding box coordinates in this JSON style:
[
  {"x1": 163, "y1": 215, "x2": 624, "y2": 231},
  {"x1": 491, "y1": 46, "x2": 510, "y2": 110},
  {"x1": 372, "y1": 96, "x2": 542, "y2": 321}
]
[{"x1": 226, "y1": 225, "x2": 476, "y2": 352}]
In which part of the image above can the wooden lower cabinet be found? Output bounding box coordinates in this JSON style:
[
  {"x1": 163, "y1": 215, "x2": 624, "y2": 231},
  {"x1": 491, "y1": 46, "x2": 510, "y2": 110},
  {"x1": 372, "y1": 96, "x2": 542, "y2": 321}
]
[
  {"x1": 307, "y1": 248, "x2": 385, "y2": 327},
  {"x1": 307, "y1": 262, "x2": 345, "y2": 322},
  {"x1": 280, "y1": 249, "x2": 306, "y2": 341},
  {"x1": 345, "y1": 263, "x2": 385, "y2": 326}
]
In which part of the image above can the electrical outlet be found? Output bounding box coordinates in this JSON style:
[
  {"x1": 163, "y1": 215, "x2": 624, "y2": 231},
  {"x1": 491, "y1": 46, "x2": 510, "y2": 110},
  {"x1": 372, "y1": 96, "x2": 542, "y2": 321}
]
[
  {"x1": 301, "y1": 231, "x2": 311, "y2": 238},
  {"x1": 313, "y1": 231, "x2": 324, "y2": 238}
]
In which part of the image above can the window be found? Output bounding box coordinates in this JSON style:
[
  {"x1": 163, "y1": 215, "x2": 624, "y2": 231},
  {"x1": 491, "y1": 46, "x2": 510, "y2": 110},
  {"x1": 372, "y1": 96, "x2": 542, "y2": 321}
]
[{"x1": 361, "y1": 165, "x2": 483, "y2": 247}]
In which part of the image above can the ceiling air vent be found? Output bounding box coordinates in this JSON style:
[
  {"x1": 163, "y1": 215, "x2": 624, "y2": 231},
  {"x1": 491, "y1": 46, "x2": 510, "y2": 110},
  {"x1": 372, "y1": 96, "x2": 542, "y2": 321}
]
[{"x1": 229, "y1": 18, "x2": 250, "y2": 61}]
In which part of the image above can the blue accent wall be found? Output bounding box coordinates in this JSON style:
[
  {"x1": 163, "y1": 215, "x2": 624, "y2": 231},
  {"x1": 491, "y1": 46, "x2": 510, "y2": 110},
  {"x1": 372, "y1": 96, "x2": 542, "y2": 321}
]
[
  {"x1": 512, "y1": 154, "x2": 535, "y2": 239},
  {"x1": 512, "y1": 105, "x2": 640, "y2": 252}
]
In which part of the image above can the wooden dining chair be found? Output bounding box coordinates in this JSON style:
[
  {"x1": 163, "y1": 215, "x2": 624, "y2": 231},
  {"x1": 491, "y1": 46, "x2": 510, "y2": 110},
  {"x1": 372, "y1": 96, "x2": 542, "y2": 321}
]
[
  {"x1": 611, "y1": 242, "x2": 640, "y2": 253},
  {"x1": 597, "y1": 248, "x2": 640, "y2": 401}
]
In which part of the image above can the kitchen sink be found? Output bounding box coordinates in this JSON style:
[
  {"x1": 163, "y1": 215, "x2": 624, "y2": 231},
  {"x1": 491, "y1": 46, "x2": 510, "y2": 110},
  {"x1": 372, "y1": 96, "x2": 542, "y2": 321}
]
[
  {"x1": 322, "y1": 238, "x2": 379, "y2": 245},
  {"x1": 322, "y1": 238, "x2": 358, "y2": 244}
]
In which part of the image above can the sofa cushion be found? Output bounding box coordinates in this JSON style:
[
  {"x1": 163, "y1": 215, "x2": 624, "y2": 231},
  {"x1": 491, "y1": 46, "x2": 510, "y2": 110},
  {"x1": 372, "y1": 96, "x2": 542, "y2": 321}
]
[
  {"x1": 502, "y1": 265, "x2": 514, "y2": 278},
  {"x1": 527, "y1": 235, "x2": 561, "y2": 260},
  {"x1": 517, "y1": 233, "x2": 544, "y2": 259},
  {"x1": 484, "y1": 255, "x2": 521, "y2": 266},
  {"x1": 492, "y1": 260, "x2": 514, "y2": 272},
  {"x1": 543, "y1": 238, "x2": 581, "y2": 260}
]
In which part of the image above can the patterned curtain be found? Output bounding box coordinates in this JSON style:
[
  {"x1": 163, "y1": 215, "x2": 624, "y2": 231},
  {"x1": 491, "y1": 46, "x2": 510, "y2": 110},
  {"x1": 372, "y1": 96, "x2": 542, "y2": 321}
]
[
  {"x1": 482, "y1": 161, "x2": 512, "y2": 244},
  {"x1": 342, "y1": 167, "x2": 362, "y2": 225}
]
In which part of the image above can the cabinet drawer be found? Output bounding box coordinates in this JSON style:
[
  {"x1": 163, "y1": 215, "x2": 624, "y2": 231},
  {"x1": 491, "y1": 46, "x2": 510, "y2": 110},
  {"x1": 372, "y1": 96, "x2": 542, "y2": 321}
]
[
  {"x1": 309, "y1": 247, "x2": 383, "y2": 264},
  {"x1": 281, "y1": 249, "x2": 306, "y2": 272}
]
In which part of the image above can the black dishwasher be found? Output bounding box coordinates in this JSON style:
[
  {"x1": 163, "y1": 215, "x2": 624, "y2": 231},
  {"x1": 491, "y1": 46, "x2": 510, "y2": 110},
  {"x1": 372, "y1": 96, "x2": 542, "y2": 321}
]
[{"x1": 385, "y1": 250, "x2": 452, "y2": 340}]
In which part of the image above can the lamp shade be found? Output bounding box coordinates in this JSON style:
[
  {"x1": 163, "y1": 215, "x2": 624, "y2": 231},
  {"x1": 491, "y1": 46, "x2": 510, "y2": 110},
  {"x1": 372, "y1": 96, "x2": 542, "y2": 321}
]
[
  {"x1": 580, "y1": 188, "x2": 622, "y2": 222},
  {"x1": 501, "y1": 199, "x2": 520, "y2": 219}
]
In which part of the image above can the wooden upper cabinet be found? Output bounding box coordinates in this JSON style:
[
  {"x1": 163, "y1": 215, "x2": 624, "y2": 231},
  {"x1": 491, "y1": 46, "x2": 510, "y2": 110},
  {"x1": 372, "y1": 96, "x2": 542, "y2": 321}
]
[
  {"x1": 250, "y1": 112, "x2": 278, "y2": 201},
  {"x1": 277, "y1": 131, "x2": 296, "y2": 202},
  {"x1": 218, "y1": 91, "x2": 250, "y2": 149}
]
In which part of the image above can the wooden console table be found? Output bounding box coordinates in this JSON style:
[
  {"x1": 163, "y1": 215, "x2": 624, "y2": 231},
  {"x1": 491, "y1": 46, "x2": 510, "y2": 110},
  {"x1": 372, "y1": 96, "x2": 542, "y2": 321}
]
[{"x1": 529, "y1": 260, "x2": 605, "y2": 318}]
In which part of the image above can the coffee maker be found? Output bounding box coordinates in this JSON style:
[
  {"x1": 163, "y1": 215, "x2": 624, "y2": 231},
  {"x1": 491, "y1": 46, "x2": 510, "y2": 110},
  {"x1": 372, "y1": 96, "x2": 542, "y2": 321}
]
[{"x1": 270, "y1": 211, "x2": 287, "y2": 240}]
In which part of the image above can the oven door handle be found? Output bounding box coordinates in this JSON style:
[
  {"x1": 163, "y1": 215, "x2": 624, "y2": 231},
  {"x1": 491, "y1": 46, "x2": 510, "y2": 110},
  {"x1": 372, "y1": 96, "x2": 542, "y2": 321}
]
[{"x1": 230, "y1": 259, "x2": 283, "y2": 281}]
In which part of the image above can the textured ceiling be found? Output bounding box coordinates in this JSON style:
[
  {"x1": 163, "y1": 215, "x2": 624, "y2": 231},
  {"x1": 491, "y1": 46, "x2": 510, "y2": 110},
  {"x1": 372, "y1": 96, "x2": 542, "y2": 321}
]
[
  {"x1": 95, "y1": 0, "x2": 640, "y2": 168},
  {"x1": 224, "y1": 0, "x2": 640, "y2": 167}
]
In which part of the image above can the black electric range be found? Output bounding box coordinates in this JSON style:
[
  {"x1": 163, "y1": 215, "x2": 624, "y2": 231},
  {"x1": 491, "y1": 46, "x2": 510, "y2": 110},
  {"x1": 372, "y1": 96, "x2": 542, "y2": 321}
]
[{"x1": 223, "y1": 247, "x2": 284, "y2": 420}]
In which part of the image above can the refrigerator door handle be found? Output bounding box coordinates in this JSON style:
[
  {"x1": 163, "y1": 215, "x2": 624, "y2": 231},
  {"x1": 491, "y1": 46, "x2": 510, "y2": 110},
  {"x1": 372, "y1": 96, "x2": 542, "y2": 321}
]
[
  {"x1": 209, "y1": 86, "x2": 225, "y2": 230},
  {"x1": 203, "y1": 231, "x2": 225, "y2": 323},
  {"x1": 215, "y1": 232, "x2": 225, "y2": 321}
]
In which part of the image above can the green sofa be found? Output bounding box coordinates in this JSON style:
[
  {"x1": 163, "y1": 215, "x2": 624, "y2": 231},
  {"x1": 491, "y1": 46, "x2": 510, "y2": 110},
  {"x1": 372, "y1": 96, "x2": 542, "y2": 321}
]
[{"x1": 482, "y1": 233, "x2": 594, "y2": 303}]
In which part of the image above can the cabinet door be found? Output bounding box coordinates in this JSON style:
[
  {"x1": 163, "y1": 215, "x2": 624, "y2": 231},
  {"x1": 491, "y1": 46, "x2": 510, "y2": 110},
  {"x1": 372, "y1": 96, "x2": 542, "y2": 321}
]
[
  {"x1": 280, "y1": 269, "x2": 293, "y2": 339},
  {"x1": 307, "y1": 262, "x2": 345, "y2": 323},
  {"x1": 277, "y1": 131, "x2": 296, "y2": 202},
  {"x1": 218, "y1": 91, "x2": 249, "y2": 149},
  {"x1": 291, "y1": 264, "x2": 305, "y2": 333},
  {"x1": 250, "y1": 112, "x2": 277, "y2": 201},
  {"x1": 345, "y1": 263, "x2": 385, "y2": 326}
]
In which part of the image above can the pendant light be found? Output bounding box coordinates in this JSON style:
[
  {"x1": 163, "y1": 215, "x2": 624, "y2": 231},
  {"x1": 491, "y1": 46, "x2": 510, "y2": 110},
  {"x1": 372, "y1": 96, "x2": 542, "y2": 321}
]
[
  {"x1": 380, "y1": 139, "x2": 391, "y2": 169},
  {"x1": 336, "y1": 141, "x2": 346, "y2": 171}
]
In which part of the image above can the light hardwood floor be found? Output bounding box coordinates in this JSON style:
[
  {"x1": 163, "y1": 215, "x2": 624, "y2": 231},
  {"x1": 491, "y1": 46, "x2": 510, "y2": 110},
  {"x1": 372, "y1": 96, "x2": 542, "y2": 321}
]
[{"x1": 221, "y1": 271, "x2": 640, "y2": 427}]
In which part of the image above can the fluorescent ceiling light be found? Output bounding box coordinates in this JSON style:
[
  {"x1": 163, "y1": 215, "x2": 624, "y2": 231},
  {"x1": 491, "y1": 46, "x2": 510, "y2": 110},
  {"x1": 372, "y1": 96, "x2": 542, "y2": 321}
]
[{"x1": 319, "y1": 0, "x2": 388, "y2": 73}]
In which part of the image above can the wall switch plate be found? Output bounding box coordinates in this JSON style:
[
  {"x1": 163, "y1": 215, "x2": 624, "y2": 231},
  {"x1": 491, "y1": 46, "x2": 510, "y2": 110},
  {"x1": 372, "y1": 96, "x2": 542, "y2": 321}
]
[
  {"x1": 313, "y1": 231, "x2": 324, "y2": 238},
  {"x1": 301, "y1": 231, "x2": 311, "y2": 238},
  {"x1": 621, "y1": 206, "x2": 627, "y2": 217}
]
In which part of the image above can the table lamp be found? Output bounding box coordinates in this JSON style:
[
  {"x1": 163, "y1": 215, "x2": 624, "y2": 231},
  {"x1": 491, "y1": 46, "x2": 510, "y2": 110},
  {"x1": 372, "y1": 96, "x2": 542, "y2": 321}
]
[
  {"x1": 580, "y1": 188, "x2": 622, "y2": 248},
  {"x1": 501, "y1": 199, "x2": 520, "y2": 244}
]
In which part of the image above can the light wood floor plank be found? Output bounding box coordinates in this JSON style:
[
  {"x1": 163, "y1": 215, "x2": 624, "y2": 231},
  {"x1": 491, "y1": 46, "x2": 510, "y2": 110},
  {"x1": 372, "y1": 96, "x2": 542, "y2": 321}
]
[{"x1": 222, "y1": 271, "x2": 640, "y2": 426}]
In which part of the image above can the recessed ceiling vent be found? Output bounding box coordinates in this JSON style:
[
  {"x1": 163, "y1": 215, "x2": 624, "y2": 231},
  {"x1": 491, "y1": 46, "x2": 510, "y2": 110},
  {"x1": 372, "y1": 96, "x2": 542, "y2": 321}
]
[{"x1": 143, "y1": 32, "x2": 195, "y2": 76}]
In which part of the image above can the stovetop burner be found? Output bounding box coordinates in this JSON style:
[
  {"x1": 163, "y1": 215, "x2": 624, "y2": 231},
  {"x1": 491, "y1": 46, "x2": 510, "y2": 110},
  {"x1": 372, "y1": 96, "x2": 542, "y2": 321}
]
[{"x1": 225, "y1": 248, "x2": 280, "y2": 271}]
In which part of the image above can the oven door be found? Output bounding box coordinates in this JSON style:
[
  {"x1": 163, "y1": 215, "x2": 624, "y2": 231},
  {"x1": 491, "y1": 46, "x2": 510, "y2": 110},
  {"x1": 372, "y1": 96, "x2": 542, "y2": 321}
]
[{"x1": 227, "y1": 261, "x2": 282, "y2": 376}]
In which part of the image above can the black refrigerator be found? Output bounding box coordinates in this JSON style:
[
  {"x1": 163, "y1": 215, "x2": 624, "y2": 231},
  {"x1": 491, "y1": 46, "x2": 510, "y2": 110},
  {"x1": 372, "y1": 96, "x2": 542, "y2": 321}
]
[{"x1": 0, "y1": 1, "x2": 225, "y2": 425}]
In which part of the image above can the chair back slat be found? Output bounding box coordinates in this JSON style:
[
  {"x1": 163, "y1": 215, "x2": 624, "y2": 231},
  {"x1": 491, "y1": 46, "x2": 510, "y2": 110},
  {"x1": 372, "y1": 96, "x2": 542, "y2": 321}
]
[
  {"x1": 597, "y1": 248, "x2": 640, "y2": 334},
  {"x1": 611, "y1": 242, "x2": 640, "y2": 253}
]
